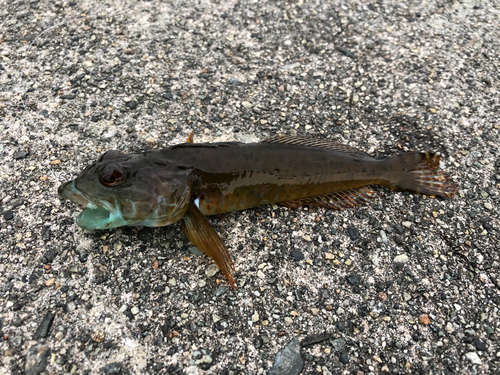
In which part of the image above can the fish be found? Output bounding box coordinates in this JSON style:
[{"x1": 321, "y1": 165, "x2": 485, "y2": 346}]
[{"x1": 58, "y1": 135, "x2": 457, "y2": 288}]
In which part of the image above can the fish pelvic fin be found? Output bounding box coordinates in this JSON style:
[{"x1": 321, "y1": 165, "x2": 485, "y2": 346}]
[
  {"x1": 278, "y1": 187, "x2": 376, "y2": 210},
  {"x1": 181, "y1": 201, "x2": 236, "y2": 288},
  {"x1": 385, "y1": 153, "x2": 458, "y2": 197}
]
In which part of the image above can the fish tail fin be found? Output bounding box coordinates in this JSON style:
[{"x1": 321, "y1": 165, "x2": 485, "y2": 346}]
[{"x1": 384, "y1": 153, "x2": 457, "y2": 197}]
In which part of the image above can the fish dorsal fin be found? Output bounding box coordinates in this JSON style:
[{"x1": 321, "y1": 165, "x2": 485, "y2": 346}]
[
  {"x1": 278, "y1": 187, "x2": 376, "y2": 210},
  {"x1": 263, "y1": 135, "x2": 371, "y2": 159}
]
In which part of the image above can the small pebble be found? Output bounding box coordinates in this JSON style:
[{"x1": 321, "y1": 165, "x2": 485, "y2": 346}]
[
  {"x1": 339, "y1": 352, "x2": 349, "y2": 364},
  {"x1": 347, "y1": 226, "x2": 359, "y2": 240},
  {"x1": 465, "y1": 352, "x2": 482, "y2": 365},
  {"x1": 393, "y1": 254, "x2": 409, "y2": 264},
  {"x1": 380, "y1": 230, "x2": 387, "y2": 243},
  {"x1": 205, "y1": 264, "x2": 219, "y2": 277},
  {"x1": 418, "y1": 314, "x2": 431, "y2": 325},
  {"x1": 445, "y1": 322, "x2": 454, "y2": 333},
  {"x1": 252, "y1": 312, "x2": 259, "y2": 323},
  {"x1": 4, "y1": 210, "x2": 14, "y2": 220}
]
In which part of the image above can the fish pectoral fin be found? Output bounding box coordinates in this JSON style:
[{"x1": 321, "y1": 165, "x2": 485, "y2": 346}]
[
  {"x1": 186, "y1": 131, "x2": 195, "y2": 143},
  {"x1": 278, "y1": 187, "x2": 376, "y2": 210},
  {"x1": 181, "y1": 201, "x2": 236, "y2": 288}
]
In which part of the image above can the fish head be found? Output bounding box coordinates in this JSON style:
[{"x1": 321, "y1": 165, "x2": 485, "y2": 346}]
[{"x1": 58, "y1": 150, "x2": 193, "y2": 230}]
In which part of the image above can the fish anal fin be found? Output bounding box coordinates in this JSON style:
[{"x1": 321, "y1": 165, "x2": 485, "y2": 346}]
[
  {"x1": 278, "y1": 187, "x2": 376, "y2": 210},
  {"x1": 181, "y1": 201, "x2": 236, "y2": 288},
  {"x1": 264, "y1": 135, "x2": 372, "y2": 159}
]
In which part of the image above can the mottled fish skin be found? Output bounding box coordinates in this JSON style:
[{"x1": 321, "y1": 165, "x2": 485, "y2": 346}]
[{"x1": 58, "y1": 136, "x2": 457, "y2": 288}]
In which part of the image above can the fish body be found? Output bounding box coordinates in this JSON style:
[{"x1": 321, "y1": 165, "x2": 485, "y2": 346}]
[{"x1": 59, "y1": 136, "x2": 457, "y2": 287}]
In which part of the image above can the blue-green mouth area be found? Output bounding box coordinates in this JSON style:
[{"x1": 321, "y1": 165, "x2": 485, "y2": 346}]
[
  {"x1": 76, "y1": 205, "x2": 128, "y2": 230},
  {"x1": 58, "y1": 180, "x2": 128, "y2": 230}
]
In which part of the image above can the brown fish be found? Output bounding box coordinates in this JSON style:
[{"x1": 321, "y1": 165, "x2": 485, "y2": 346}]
[{"x1": 58, "y1": 135, "x2": 457, "y2": 288}]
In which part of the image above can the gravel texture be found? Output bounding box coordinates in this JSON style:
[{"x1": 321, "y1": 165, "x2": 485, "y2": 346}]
[{"x1": 1, "y1": 0, "x2": 499, "y2": 374}]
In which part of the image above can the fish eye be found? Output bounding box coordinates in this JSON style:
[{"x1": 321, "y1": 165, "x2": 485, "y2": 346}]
[{"x1": 100, "y1": 166, "x2": 125, "y2": 187}]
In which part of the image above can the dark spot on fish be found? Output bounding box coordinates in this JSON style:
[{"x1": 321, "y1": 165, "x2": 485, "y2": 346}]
[
  {"x1": 205, "y1": 199, "x2": 211, "y2": 205},
  {"x1": 240, "y1": 200, "x2": 246, "y2": 206},
  {"x1": 258, "y1": 193, "x2": 264, "y2": 198}
]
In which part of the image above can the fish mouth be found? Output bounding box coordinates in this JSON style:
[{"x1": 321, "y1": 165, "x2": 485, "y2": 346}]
[{"x1": 58, "y1": 180, "x2": 127, "y2": 230}]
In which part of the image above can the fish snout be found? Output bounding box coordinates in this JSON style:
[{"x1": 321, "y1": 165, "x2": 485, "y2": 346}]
[
  {"x1": 58, "y1": 180, "x2": 91, "y2": 207},
  {"x1": 58, "y1": 181, "x2": 72, "y2": 198}
]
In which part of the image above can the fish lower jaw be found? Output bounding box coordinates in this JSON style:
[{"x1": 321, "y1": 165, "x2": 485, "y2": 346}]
[{"x1": 76, "y1": 206, "x2": 128, "y2": 230}]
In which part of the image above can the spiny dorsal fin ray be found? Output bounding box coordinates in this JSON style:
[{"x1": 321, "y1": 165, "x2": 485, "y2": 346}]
[
  {"x1": 278, "y1": 186, "x2": 376, "y2": 210},
  {"x1": 263, "y1": 135, "x2": 372, "y2": 159}
]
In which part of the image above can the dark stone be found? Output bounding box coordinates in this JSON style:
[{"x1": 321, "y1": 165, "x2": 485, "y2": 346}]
[
  {"x1": 60, "y1": 94, "x2": 76, "y2": 100},
  {"x1": 33, "y1": 313, "x2": 55, "y2": 340},
  {"x1": 474, "y1": 338, "x2": 487, "y2": 351},
  {"x1": 346, "y1": 274, "x2": 361, "y2": 286},
  {"x1": 103, "y1": 341, "x2": 115, "y2": 349},
  {"x1": 123, "y1": 308, "x2": 134, "y2": 321},
  {"x1": 336, "y1": 47, "x2": 355, "y2": 59},
  {"x1": 154, "y1": 285, "x2": 165, "y2": 292},
  {"x1": 125, "y1": 101, "x2": 138, "y2": 109},
  {"x1": 103, "y1": 362, "x2": 122, "y2": 374},
  {"x1": 301, "y1": 333, "x2": 331, "y2": 347},
  {"x1": 13, "y1": 151, "x2": 28, "y2": 160},
  {"x1": 13, "y1": 318, "x2": 23, "y2": 327},
  {"x1": 162, "y1": 92, "x2": 173, "y2": 100},
  {"x1": 13, "y1": 300, "x2": 26, "y2": 311},
  {"x1": 291, "y1": 250, "x2": 304, "y2": 261},
  {"x1": 254, "y1": 336, "x2": 263, "y2": 349},
  {"x1": 339, "y1": 352, "x2": 349, "y2": 364},
  {"x1": 269, "y1": 337, "x2": 303, "y2": 375},
  {"x1": 42, "y1": 248, "x2": 57, "y2": 264},
  {"x1": 4, "y1": 210, "x2": 14, "y2": 220},
  {"x1": 25, "y1": 345, "x2": 51, "y2": 375},
  {"x1": 347, "y1": 226, "x2": 359, "y2": 240}
]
